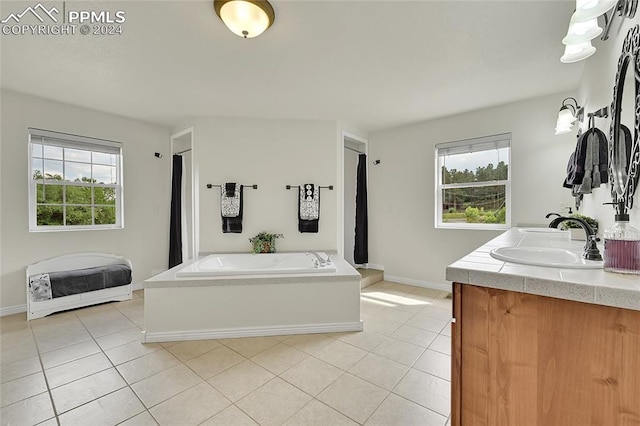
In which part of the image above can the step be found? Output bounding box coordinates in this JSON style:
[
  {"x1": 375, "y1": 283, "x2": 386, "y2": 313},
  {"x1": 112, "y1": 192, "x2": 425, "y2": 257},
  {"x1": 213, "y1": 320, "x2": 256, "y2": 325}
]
[{"x1": 357, "y1": 268, "x2": 384, "y2": 289}]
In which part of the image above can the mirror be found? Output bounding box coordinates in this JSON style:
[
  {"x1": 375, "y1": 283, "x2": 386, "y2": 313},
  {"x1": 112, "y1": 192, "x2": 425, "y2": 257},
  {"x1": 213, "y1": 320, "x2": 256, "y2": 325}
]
[{"x1": 609, "y1": 24, "x2": 640, "y2": 212}]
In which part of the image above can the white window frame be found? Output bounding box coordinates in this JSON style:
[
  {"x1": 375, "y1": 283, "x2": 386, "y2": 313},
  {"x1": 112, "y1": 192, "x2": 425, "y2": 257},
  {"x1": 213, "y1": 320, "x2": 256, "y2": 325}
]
[
  {"x1": 435, "y1": 133, "x2": 511, "y2": 230},
  {"x1": 28, "y1": 128, "x2": 124, "y2": 232}
]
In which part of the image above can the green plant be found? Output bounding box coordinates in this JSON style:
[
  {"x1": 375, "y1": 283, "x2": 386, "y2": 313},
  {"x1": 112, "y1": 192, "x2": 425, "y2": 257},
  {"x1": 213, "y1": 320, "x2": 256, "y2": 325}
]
[
  {"x1": 559, "y1": 214, "x2": 598, "y2": 233},
  {"x1": 249, "y1": 232, "x2": 284, "y2": 254},
  {"x1": 465, "y1": 206, "x2": 481, "y2": 223}
]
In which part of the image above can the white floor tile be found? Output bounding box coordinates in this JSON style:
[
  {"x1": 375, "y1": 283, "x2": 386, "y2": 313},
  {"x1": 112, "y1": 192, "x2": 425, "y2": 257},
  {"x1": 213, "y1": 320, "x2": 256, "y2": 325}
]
[
  {"x1": 236, "y1": 378, "x2": 312, "y2": 425},
  {"x1": 0, "y1": 280, "x2": 452, "y2": 426},
  {"x1": 366, "y1": 393, "x2": 447, "y2": 425},
  {"x1": 317, "y1": 373, "x2": 388, "y2": 424},
  {"x1": 393, "y1": 369, "x2": 451, "y2": 417}
]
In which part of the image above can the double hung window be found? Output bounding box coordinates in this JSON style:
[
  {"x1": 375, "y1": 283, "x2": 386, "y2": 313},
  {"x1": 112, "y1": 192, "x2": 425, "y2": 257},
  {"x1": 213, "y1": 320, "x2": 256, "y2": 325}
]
[
  {"x1": 29, "y1": 128, "x2": 123, "y2": 231},
  {"x1": 435, "y1": 133, "x2": 511, "y2": 230}
]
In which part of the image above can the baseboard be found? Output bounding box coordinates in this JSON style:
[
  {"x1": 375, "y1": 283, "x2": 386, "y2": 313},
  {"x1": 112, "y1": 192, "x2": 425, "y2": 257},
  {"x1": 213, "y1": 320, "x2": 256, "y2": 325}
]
[
  {"x1": 142, "y1": 320, "x2": 364, "y2": 343},
  {"x1": 384, "y1": 275, "x2": 452, "y2": 292},
  {"x1": 0, "y1": 304, "x2": 26, "y2": 317},
  {"x1": 132, "y1": 282, "x2": 144, "y2": 291},
  {"x1": 362, "y1": 263, "x2": 384, "y2": 271}
]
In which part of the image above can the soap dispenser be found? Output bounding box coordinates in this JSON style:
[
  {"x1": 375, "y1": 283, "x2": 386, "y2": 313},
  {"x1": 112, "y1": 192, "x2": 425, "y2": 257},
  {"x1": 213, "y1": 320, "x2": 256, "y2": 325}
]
[{"x1": 603, "y1": 202, "x2": 640, "y2": 274}]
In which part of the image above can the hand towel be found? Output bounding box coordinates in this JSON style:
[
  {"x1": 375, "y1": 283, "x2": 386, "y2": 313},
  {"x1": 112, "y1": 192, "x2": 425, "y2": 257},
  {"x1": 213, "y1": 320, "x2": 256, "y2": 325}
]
[
  {"x1": 299, "y1": 184, "x2": 319, "y2": 220},
  {"x1": 221, "y1": 183, "x2": 241, "y2": 218},
  {"x1": 577, "y1": 131, "x2": 595, "y2": 194},
  {"x1": 221, "y1": 183, "x2": 243, "y2": 233},
  {"x1": 298, "y1": 183, "x2": 319, "y2": 233}
]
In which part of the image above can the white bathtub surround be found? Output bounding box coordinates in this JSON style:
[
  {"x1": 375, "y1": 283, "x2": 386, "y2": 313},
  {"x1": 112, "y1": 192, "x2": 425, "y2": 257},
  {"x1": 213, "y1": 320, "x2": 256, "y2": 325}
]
[{"x1": 143, "y1": 254, "x2": 361, "y2": 342}]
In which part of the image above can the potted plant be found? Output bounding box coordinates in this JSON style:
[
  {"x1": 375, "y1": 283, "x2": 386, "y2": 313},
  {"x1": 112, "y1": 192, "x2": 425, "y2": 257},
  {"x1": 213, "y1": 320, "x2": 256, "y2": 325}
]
[
  {"x1": 560, "y1": 213, "x2": 598, "y2": 240},
  {"x1": 249, "y1": 232, "x2": 284, "y2": 254}
]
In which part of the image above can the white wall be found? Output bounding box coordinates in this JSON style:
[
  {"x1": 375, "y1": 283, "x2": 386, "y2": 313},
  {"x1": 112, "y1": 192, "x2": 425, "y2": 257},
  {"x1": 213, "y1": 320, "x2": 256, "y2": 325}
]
[
  {"x1": 0, "y1": 90, "x2": 171, "y2": 311},
  {"x1": 368, "y1": 92, "x2": 578, "y2": 286},
  {"x1": 576, "y1": 19, "x2": 640, "y2": 230},
  {"x1": 178, "y1": 117, "x2": 338, "y2": 254}
]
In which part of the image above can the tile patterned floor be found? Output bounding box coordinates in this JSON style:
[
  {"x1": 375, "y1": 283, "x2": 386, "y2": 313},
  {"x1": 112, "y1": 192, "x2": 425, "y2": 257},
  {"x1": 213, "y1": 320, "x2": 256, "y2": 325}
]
[{"x1": 0, "y1": 281, "x2": 452, "y2": 425}]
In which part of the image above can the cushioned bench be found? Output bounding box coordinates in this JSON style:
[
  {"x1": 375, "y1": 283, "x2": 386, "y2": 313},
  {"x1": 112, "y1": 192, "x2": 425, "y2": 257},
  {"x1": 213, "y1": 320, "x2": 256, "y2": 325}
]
[{"x1": 26, "y1": 253, "x2": 133, "y2": 320}]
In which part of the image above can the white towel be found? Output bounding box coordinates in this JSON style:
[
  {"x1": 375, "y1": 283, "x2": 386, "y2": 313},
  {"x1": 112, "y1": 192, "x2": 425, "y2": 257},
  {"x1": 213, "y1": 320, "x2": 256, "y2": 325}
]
[
  {"x1": 299, "y1": 184, "x2": 319, "y2": 220},
  {"x1": 221, "y1": 184, "x2": 241, "y2": 217}
]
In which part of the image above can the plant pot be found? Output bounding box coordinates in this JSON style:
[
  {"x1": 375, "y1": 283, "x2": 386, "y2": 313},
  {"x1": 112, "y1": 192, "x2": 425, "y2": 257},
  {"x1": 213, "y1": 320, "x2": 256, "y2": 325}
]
[
  {"x1": 570, "y1": 228, "x2": 586, "y2": 241},
  {"x1": 253, "y1": 241, "x2": 274, "y2": 253}
]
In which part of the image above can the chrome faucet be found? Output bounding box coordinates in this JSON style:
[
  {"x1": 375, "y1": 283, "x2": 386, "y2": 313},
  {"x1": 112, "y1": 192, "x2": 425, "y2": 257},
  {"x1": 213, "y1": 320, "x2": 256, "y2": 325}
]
[
  {"x1": 306, "y1": 252, "x2": 332, "y2": 267},
  {"x1": 547, "y1": 216, "x2": 603, "y2": 261}
]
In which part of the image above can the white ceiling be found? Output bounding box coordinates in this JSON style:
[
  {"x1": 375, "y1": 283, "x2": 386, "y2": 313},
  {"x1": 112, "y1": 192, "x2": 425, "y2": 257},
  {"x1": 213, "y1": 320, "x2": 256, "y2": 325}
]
[{"x1": 0, "y1": 1, "x2": 583, "y2": 133}]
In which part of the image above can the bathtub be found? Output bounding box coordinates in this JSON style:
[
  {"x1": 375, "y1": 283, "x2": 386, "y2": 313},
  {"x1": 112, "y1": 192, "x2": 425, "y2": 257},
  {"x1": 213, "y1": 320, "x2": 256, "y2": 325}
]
[
  {"x1": 142, "y1": 253, "x2": 362, "y2": 343},
  {"x1": 175, "y1": 252, "x2": 336, "y2": 277}
]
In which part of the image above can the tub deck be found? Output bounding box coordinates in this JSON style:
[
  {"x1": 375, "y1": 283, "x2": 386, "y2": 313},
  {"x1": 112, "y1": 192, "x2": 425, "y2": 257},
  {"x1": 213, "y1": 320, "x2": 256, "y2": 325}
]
[{"x1": 142, "y1": 254, "x2": 362, "y2": 343}]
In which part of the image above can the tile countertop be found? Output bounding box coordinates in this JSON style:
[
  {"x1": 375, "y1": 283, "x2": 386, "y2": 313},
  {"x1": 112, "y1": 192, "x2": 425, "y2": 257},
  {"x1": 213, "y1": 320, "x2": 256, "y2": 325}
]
[{"x1": 446, "y1": 227, "x2": 640, "y2": 311}]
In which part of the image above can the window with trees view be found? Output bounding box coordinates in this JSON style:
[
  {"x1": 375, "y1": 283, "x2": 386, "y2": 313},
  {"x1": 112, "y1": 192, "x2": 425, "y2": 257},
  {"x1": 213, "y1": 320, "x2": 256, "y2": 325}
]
[
  {"x1": 435, "y1": 133, "x2": 510, "y2": 229},
  {"x1": 29, "y1": 128, "x2": 123, "y2": 231}
]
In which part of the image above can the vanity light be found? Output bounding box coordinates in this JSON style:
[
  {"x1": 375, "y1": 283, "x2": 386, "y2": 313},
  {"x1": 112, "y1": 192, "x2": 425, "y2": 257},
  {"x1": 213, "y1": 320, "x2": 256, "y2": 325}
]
[
  {"x1": 562, "y1": 17, "x2": 603, "y2": 45},
  {"x1": 572, "y1": 0, "x2": 617, "y2": 22},
  {"x1": 555, "y1": 97, "x2": 584, "y2": 135},
  {"x1": 214, "y1": 0, "x2": 275, "y2": 39},
  {"x1": 560, "y1": 0, "x2": 637, "y2": 62},
  {"x1": 561, "y1": 40, "x2": 597, "y2": 63}
]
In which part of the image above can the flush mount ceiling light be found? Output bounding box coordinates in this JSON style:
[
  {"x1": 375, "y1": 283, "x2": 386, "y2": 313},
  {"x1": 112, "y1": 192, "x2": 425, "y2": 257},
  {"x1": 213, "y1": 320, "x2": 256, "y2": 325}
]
[
  {"x1": 555, "y1": 97, "x2": 584, "y2": 135},
  {"x1": 214, "y1": 0, "x2": 275, "y2": 39}
]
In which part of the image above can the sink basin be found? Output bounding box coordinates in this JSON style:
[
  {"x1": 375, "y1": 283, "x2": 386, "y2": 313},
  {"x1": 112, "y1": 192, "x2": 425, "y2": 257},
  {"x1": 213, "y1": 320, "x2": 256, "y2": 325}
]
[{"x1": 490, "y1": 247, "x2": 603, "y2": 269}]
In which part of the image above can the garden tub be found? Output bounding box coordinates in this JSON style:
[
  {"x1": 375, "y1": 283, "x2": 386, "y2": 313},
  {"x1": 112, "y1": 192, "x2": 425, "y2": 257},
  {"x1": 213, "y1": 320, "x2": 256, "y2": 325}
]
[
  {"x1": 142, "y1": 253, "x2": 361, "y2": 343},
  {"x1": 175, "y1": 252, "x2": 336, "y2": 277}
]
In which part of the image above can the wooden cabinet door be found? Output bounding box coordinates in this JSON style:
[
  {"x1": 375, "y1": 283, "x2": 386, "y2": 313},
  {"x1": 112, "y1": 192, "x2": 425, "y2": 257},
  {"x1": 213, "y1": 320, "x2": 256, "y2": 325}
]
[{"x1": 452, "y1": 283, "x2": 640, "y2": 426}]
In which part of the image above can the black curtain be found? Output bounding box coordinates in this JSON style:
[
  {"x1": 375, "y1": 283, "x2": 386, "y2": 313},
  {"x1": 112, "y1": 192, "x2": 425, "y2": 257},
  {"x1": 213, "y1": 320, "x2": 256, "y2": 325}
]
[
  {"x1": 168, "y1": 155, "x2": 183, "y2": 268},
  {"x1": 354, "y1": 153, "x2": 368, "y2": 264}
]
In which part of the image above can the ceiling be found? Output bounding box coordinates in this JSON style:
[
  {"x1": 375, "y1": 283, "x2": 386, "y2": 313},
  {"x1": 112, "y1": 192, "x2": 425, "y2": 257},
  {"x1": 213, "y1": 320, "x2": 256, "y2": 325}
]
[{"x1": 0, "y1": 1, "x2": 583, "y2": 133}]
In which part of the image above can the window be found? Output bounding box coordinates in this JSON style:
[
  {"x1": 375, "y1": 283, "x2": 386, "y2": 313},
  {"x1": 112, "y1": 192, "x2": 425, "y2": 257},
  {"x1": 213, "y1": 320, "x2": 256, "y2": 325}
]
[
  {"x1": 435, "y1": 133, "x2": 511, "y2": 230},
  {"x1": 29, "y1": 128, "x2": 123, "y2": 231}
]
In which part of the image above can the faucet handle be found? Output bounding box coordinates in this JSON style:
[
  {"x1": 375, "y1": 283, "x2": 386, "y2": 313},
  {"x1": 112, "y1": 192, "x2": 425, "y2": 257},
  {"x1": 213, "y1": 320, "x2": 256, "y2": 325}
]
[{"x1": 584, "y1": 235, "x2": 603, "y2": 261}]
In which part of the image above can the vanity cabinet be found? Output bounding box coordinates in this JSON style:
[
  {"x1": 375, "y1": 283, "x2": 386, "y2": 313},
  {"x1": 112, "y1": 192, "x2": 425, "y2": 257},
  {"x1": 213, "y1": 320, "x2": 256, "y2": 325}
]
[{"x1": 451, "y1": 283, "x2": 640, "y2": 426}]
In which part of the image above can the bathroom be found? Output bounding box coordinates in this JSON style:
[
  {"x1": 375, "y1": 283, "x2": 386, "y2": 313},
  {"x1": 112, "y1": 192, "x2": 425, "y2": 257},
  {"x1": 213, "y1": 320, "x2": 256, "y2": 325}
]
[
  {"x1": 1, "y1": 0, "x2": 639, "y2": 424},
  {"x1": 2, "y1": 1, "x2": 638, "y2": 308}
]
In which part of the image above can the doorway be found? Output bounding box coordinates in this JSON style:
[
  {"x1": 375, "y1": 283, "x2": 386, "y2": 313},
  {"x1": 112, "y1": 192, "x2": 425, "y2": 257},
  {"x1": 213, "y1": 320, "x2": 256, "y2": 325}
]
[
  {"x1": 170, "y1": 128, "x2": 198, "y2": 261},
  {"x1": 342, "y1": 131, "x2": 368, "y2": 267}
]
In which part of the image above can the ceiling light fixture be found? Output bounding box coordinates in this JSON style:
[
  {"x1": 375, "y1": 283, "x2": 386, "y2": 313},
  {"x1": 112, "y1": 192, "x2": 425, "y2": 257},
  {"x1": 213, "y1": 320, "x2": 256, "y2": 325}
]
[
  {"x1": 555, "y1": 97, "x2": 584, "y2": 135},
  {"x1": 214, "y1": 0, "x2": 275, "y2": 39}
]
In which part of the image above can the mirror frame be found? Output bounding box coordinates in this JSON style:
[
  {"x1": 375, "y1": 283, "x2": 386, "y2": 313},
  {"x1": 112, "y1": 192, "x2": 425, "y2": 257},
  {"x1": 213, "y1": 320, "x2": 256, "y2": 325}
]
[{"x1": 609, "y1": 24, "x2": 640, "y2": 213}]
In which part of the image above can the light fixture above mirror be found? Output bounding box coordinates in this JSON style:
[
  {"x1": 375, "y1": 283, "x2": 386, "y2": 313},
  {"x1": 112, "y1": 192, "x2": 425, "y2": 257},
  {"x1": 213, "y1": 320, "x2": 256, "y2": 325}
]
[
  {"x1": 560, "y1": 0, "x2": 637, "y2": 63},
  {"x1": 555, "y1": 97, "x2": 584, "y2": 135},
  {"x1": 214, "y1": 0, "x2": 275, "y2": 39},
  {"x1": 572, "y1": 0, "x2": 617, "y2": 23}
]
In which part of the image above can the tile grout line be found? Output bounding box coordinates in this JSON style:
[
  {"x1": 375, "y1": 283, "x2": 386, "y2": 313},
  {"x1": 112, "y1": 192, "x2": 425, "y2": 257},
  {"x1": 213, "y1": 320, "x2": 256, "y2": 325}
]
[
  {"x1": 29, "y1": 314, "x2": 62, "y2": 426},
  {"x1": 64, "y1": 302, "x2": 150, "y2": 424}
]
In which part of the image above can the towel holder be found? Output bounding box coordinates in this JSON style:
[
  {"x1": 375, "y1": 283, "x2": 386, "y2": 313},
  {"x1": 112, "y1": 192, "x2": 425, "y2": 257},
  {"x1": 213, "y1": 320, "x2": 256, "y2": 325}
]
[
  {"x1": 207, "y1": 184, "x2": 258, "y2": 189},
  {"x1": 286, "y1": 185, "x2": 333, "y2": 190}
]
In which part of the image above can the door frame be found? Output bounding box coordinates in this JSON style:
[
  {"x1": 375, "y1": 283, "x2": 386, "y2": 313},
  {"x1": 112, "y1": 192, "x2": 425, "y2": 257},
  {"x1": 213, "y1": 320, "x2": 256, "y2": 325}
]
[
  {"x1": 170, "y1": 127, "x2": 198, "y2": 259},
  {"x1": 339, "y1": 130, "x2": 368, "y2": 263}
]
